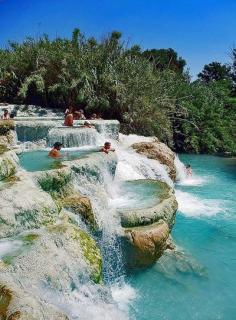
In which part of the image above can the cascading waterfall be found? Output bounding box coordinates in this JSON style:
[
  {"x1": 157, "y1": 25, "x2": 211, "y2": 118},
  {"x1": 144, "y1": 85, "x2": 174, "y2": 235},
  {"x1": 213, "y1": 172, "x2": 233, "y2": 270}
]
[
  {"x1": 8, "y1": 122, "x2": 181, "y2": 319},
  {"x1": 47, "y1": 127, "x2": 102, "y2": 148},
  {"x1": 72, "y1": 155, "x2": 125, "y2": 283}
]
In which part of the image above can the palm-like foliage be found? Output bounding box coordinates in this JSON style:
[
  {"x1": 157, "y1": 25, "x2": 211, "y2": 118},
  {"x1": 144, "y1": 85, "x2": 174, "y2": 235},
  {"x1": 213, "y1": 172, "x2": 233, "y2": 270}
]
[{"x1": 0, "y1": 29, "x2": 235, "y2": 153}]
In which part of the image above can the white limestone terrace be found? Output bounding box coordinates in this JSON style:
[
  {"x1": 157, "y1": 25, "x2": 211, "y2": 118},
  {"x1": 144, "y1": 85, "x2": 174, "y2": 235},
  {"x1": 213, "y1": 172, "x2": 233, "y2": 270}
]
[
  {"x1": 0, "y1": 104, "x2": 120, "y2": 142},
  {"x1": 15, "y1": 118, "x2": 120, "y2": 143}
]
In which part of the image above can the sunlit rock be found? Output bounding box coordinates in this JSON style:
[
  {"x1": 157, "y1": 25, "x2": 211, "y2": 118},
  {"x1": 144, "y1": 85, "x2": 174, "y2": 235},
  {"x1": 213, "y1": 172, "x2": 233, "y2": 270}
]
[
  {"x1": 120, "y1": 180, "x2": 178, "y2": 268},
  {"x1": 132, "y1": 141, "x2": 177, "y2": 181},
  {"x1": 0, "y1": 172, "x2": 58, "y2": 237}
]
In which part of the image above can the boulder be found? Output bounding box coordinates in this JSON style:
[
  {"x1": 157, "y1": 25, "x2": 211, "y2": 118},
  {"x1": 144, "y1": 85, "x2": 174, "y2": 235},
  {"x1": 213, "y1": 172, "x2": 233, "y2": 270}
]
[
  {"x1": 122, "y1": 220, "x2": 169, "y2": 268},
  {"x1": 120, "y1": 180, "x2": 178, "y2": 229},
  {"x1": 132, "y1": 141, "x2": 177, "y2": 181},
  {"x1": 119, "y1": 180, "x2": 178, "y2": 269}
]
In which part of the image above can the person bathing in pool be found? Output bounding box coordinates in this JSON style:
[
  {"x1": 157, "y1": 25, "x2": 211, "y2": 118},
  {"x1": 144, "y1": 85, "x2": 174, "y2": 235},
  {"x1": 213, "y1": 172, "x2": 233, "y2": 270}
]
[
  {"x1": 100, "y1": 142, "x2": 115, "y2": 154},
  {"x1": 48, "y1": 142, "x2": 63, "y2": 158}
]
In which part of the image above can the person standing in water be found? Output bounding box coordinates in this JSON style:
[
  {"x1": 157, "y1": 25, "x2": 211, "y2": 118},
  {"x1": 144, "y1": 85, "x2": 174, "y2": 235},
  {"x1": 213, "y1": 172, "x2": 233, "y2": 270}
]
[
  {"x1": 185, "y1": 164, "x2": 192, "y2": 176},
  {"x1": 64, "y1": 108, "x2": 74, "y2": 126},
  {"x1": 100, "y1": 142, "x2": 115, "y2": 154},
  {"x1": 48, "y1": 142, "x2": 63, "y2": 158}
]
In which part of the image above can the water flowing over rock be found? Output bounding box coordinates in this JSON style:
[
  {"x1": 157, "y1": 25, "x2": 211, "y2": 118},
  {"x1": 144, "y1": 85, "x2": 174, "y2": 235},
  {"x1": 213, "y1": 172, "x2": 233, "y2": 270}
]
[
  {"x1": 0, "y1": 171, "x2": 58, "y2": 238},
  {"x1": 0, "y1": 222, "x2": 102, "y2": 319},
  {"x1": 0, "y1": 114, "x2": 181, "y2": 319},
  {"x1": 47, "y1": 127, "x2": 99, "y2": 148},
  {"x1": 132, "y1": 141, "x2": 177, "y2": 181},
  {"x1": 15, "y1": 118, "x2": 120, "y2": 143}
]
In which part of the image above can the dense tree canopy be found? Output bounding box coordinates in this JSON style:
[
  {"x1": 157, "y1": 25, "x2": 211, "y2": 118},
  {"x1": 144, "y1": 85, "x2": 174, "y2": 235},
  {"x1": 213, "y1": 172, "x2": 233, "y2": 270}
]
[
  {"x1": 198, "y1": 61, "x2": 232, "y2": 83},
  {"x1": 142, "y1": 48, "x2": 186, "y2": 74},
  {"x1": 0, "y1": 28, "x2": 235, "y2": 154}
]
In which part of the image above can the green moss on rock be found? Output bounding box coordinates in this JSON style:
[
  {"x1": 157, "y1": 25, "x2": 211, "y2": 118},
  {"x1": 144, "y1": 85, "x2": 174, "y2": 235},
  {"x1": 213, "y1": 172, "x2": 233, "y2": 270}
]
[
  {"x1": 0, "y1": 144, "x2": 9, "y2": 155},
  {"x1": 78, "y1": 230, "x2": 102, "y2": 283},
  {"x1": 0, "y1": 157, "x2": 17, "y2": 181},
  {"x1": 60, "y1": 193, "x2": 97, "y2": 230},
  {"x1": 0, "y1": 120, "x2": 15, "y2": 135},
  {"x1": 37, "y1": 171, "x2": 72, "y2": 198}
]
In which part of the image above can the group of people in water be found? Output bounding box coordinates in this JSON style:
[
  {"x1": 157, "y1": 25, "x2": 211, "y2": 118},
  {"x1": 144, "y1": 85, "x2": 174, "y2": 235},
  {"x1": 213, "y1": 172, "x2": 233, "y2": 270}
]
[
  {"x1": 1, "y1": 107, "x2": 115, "y2": 158},
  {"x1": 48, "y1": 141, "x2": 115, "y2": 158},
  {"x1": 1, "y1": 107, "x2": 192, "y2": 173},
  {"x1": 64, "y1": 106, "x2": 102, "y2": 127},
  {"x1": 48, "y1": 106, "x2": 115, "y2": 158}
]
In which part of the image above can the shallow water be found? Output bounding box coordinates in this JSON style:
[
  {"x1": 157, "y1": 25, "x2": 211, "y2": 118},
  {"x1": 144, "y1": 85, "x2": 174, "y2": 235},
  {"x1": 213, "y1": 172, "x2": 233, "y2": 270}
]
[
  {"x1": 128, "y1": 155, "x2": 236, "y2": 320},
  {"x1": 110, "y1": 180, "x2": 161, "y2": 210},
  {"x1": 19, "y1": 148, "x2": 98, "y2": 171}
]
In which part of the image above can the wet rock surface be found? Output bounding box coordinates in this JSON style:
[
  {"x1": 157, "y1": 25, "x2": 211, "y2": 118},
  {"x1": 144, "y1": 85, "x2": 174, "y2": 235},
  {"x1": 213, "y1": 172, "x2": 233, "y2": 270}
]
[{"x1": 132, "y1": 141, "x2": 177, "y2": 181}]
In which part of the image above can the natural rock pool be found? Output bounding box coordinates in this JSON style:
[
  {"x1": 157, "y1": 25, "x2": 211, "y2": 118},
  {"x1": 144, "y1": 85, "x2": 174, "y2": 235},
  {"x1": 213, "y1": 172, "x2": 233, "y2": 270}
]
[
  {"x1": 19, "y1": 148, "x2": 98, "y2": 171},
  {"x1": 128, "y1": 155, "x2": 236, "y2": 320},
  {"x1": 1, "y1": 113, "x2": 235, "y2": 320}
]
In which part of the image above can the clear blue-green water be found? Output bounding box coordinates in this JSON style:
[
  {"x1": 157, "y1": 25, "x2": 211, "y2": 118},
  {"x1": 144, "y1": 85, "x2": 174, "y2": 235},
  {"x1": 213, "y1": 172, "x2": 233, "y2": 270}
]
[
  {"x1": 128, "y1": 155, "x2": 236, "y2": 320},
  {"x1": 112, "y1": 180, "x2": 161, "y2": 210},
  {"x1": 19, "y1": 149, "x2": 97, "y2": 172}
]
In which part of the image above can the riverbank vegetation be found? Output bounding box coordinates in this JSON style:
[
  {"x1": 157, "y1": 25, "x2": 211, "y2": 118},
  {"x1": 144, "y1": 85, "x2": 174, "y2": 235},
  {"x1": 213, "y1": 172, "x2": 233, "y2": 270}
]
[{"x1": 0, "y1": 28, "x2": 235, "y2": 154}]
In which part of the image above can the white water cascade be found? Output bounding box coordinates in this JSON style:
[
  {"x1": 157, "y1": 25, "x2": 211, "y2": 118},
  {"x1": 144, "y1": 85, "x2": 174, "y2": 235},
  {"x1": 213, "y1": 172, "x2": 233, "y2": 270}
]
[
  {"x1": 5, "y1": 121, "x2": 183, "y2": 320},
  {"x1": 47, "y1": 127, "x2": 101, "y2": 148}
]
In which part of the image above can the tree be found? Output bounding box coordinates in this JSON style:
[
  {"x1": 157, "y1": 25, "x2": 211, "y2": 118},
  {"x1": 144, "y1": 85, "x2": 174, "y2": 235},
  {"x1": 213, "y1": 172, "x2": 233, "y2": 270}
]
[
  {"x1": 198, "y1": 61, "x2": 231, "y2": 83},
  {"x1": 142, "y1": 48, "x2": 186, "y2": 73}
]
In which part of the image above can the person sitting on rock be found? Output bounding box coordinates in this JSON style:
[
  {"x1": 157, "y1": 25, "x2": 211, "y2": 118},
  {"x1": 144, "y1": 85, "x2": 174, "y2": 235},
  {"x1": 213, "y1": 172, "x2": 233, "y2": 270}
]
[
  {"x1": 1, "y1": 109, "x2": 10, "y2": 120},
  {"x1": 64, "y1": 110, "x2": 74, "y2": 126},
  {"x1": 185, "y1": 164, "x2": 192, "y2": 176},
  {"x1": 48, "y1": 142, "x2": 63, "y2": 158},
  {"x1": 100, "y1": 142, "x2": 115, "y2": 154}
]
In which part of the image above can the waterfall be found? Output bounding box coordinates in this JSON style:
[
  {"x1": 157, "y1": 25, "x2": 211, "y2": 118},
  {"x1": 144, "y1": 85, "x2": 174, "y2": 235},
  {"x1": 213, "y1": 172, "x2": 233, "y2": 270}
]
[
  {"x1": 71, "y1": 154, "x2": 125, "y2": 283},
  {"x1": 174, "y1": 155, "x2": 187, "y2": 182},
  {"x1": 47, "y1": 127, "x2": 101, "y2": 148},
  {"x1": 15, "y1": 119, "x2": 63, "y2": 142}
]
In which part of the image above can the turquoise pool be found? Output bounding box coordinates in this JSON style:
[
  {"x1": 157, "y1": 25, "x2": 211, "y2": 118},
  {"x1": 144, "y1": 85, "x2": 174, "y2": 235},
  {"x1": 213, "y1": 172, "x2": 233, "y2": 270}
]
[
  {"x1": 19, "y1": 149, "x2": 97, "y2": 172},
  {"x1": 112, "y1": 180, "x2": 161, "y2": 210},
  {"x1": 128, "y1": 155, "x2": 236, "y2": 320}
]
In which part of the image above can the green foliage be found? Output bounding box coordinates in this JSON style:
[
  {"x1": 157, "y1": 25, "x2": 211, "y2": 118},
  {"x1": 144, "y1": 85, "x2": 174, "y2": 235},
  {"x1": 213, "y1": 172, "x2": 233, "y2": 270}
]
[
  {"x1": 198, "y1": 62, "x2": 232, "y2": 83},
  {"x1": 142, "y1": 48, "x2": 186, "y2": 73},
  {"x1": 0, "y1": 28, "x2": 235, "y2": 154},
  {"x1": 174, "y1": 81, "x2": 236, "y2": 153}
]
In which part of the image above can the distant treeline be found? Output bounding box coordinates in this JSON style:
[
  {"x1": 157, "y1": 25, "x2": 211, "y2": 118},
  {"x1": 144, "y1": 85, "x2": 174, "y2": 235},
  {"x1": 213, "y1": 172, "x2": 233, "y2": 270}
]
[{"x1": 0, "y1": 28, "x2": 235, "y2": 154}]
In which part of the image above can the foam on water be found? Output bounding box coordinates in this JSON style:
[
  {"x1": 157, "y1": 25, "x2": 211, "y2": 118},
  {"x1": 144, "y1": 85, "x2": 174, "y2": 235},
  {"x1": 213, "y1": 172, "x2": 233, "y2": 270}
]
[
  {"x1": 0, "y1": 239, "x2": 23, "y2": 258},
  {"x1": 175, "y1": 155, "x2": 207, "y2": 186},
  {"x1": 111, "y1": 283, "x2": 137, "y2": 312},
  {"x1": 175, "y1": 189, "x2": 224, "y2": 217},
  {"x1": 119, "y1": 133, "x2": 155, "y2": 148}
]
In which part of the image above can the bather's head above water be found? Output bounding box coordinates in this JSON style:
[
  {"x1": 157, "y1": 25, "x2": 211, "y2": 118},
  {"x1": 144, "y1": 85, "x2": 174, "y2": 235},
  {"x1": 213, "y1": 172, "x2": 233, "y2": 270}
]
[{"x1": 48, "y1": 142, "x2": 63, "y2": 158}]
